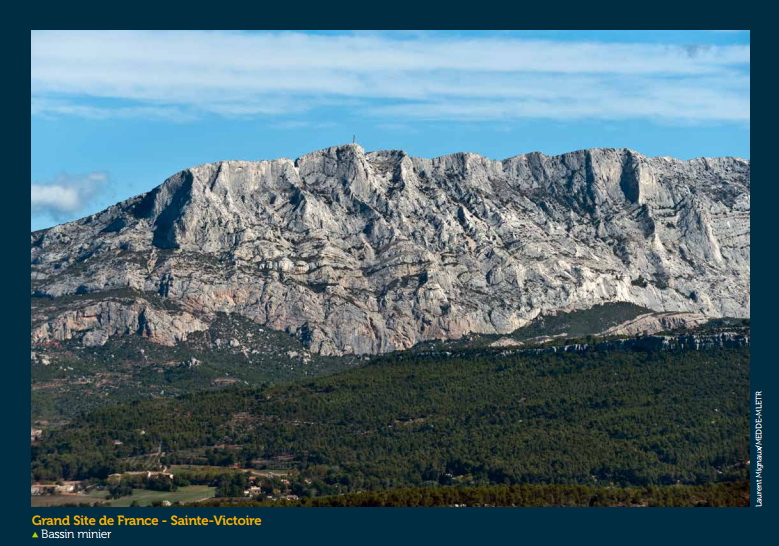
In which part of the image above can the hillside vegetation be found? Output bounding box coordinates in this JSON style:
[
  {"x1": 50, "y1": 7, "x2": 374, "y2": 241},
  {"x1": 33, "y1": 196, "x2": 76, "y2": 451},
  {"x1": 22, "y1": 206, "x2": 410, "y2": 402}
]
[{"x1": 33, "y1": 345, "x2": 749, "y2": 497}]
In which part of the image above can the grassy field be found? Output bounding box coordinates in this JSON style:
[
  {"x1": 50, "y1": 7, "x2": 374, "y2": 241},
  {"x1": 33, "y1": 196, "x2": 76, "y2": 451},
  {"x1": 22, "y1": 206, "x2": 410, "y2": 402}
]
[
  {"x1": 31, "y1": 485, "x2": 216, "y2": 507},
  {"x1": 31, "y1": 490, "x2": 106, "y2": 507}
]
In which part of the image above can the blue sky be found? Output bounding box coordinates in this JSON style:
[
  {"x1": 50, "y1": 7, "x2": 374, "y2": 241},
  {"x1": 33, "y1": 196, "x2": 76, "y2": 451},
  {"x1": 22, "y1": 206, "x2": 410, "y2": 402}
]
[{"x1": 31, "y1": 30, "x2": 750, "y2": 231}]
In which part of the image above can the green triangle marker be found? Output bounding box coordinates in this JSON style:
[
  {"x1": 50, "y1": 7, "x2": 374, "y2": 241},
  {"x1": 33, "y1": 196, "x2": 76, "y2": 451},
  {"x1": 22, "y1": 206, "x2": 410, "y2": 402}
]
[{"x1": 32, "y1": 532, "x2": 39, "y2": 538}]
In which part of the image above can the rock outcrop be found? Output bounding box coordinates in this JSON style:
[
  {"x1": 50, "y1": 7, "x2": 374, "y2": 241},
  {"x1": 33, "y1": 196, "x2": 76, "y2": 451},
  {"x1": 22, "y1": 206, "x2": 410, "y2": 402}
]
[
  {"x1": 32, "y1": 299, "x2": 207, "y2": 347},
  {"x1": 529, "y1": 331, "x2": 750, "y2": 354},
  {"x1": 599, "y1": 312, "x2": 710, "y2": 337},
  {"x1": 30, "y1": 144, "x2": 750, "y2": 355}
]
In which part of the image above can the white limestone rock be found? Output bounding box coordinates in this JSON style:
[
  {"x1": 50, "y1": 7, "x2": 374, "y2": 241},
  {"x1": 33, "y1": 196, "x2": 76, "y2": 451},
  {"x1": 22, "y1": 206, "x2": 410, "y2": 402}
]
[{"x1": 30, "y1": 145, "x2": 750, "y2": 355}]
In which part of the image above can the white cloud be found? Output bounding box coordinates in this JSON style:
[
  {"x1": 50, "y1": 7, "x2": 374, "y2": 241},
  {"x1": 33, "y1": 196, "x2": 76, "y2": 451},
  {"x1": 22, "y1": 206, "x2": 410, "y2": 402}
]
[
  {"x1": 30, "y1": 31, "x2": 750, "y2": 123},
  {"x1": 31, "y1": 184, "x2": 80, "y2": 213},
  {"x1": 31, "y1": 172, "x2": 109, "y2": 219},
  {"x1": 31, "y1": 98, "x2": 191, "y2": 121}
]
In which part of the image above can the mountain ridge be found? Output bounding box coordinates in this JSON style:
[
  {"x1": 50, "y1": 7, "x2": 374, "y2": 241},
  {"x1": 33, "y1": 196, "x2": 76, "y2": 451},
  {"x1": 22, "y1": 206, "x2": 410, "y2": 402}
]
[
  {"x1": 31, "y1": 144, "x2": 750, "y2": 355},
  {"x1": 30, "y1": 144, "x2": 749, "y2": 239}
]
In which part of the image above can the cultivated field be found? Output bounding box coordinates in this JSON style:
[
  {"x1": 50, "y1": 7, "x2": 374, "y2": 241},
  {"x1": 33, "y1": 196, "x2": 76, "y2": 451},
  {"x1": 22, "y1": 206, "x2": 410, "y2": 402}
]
[{"x1": 31, "y1": 485, "x2": 216, "y2": 507}]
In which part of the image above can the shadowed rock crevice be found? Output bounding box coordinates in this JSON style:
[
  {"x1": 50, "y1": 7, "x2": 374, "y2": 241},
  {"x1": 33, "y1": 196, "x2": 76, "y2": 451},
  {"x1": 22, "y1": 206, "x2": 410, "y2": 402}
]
[
  {"x1": 620, "y1": 151, "x2": 642, "y2": 204},
  {"x1": 152, "y1": 171, "x2": 194, "y2": 249}
]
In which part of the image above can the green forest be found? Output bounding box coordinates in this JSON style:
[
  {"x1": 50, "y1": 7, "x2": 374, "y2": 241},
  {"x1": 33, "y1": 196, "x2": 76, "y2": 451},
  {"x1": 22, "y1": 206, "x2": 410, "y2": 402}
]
[
  {"x1": 193, "y1": 481, "x2": 749, "y2": 507},
  {"x1": 32, "y1": 345, "x2": 750, "y2": 501}
]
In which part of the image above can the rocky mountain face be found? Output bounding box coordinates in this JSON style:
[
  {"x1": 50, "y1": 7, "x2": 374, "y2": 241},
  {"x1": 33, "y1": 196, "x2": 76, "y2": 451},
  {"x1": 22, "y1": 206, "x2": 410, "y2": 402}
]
[{"x1": 31, "y1": 144, "x2": 750, "y2": 356}]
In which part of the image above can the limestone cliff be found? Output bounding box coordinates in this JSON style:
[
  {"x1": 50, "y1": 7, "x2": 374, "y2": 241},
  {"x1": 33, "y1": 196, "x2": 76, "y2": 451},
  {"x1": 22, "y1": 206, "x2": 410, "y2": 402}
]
[{"x1": 30, "y1": 144, "x2": 750, "y2": 355}]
